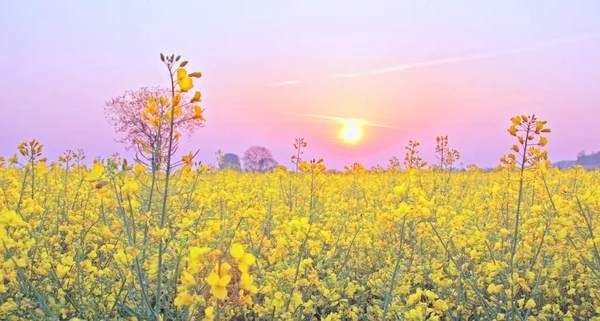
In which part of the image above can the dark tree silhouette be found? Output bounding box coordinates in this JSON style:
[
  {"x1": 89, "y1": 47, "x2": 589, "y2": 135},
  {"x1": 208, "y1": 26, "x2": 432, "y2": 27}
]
[
  {"x1": 576, "y1": 150, "x2": 600, "y2": 168},
  {"x1": 242, "y1": 146, "x2": 278, "y2": 172},
  {"x1": 220, "y1": 153, "x2": 241, "y2": 171}
]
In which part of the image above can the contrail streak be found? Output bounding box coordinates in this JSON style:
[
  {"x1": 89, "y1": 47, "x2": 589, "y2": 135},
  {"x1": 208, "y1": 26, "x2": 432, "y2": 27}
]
[
  {"x1": 334, "y1": 33, "x2": 600, "y2": 77},
  {"x1": 270, "y1": 80, "x2": 302, "y2": 87},
  {"x1": 291, "y1": 113, "x2": 395, "y2": 128}
]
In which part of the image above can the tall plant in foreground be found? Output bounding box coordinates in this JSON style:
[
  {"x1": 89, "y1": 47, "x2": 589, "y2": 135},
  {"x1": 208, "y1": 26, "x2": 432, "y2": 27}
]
[
  {"x1": 500, "y1": 114, "x2": 551, "y2": 320},
  {"x1": 95, "y1": 53, "x2": 206, "y2": 319}
]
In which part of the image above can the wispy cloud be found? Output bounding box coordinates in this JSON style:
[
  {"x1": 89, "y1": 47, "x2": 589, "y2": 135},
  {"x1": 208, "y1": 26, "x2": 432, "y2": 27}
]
[
  {"x1": 270, "y1": 80, "x2": 302, "y2": 87},
  {"x1": 291, "y1": 113, "x2": 395, "y2": 128},
  {"x1": 334, "y1": 33, "x2": 600, "y2": 78}
]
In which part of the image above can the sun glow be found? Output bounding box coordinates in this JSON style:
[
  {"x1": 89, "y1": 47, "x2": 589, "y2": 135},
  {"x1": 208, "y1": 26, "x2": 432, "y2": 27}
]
[
  {"x1": 291, "y1": 114, "x2": 392, "y2": 145},
  {"x1": 340, "y1": 123, "x2": 364, "y2": 144}
]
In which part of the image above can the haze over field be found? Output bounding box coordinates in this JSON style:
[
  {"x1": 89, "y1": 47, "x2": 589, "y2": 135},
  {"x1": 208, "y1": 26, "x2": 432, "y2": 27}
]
[{"x1": 1, "y1": 1, "x2": 599, "y2": 169}]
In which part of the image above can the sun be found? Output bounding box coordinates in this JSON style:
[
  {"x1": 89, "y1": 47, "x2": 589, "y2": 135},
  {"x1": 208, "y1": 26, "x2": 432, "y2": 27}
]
[{"x1": 340, "y1": 125, "x2": 363, "y2": 144}]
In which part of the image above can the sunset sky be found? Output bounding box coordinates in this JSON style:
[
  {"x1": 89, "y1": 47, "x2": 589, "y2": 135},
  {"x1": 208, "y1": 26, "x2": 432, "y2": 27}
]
[{"x1": 1, "y1": 1, "x2": 599, "y2": 169}]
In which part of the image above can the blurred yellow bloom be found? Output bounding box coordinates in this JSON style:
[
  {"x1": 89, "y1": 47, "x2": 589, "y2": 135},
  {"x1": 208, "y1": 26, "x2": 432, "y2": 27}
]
[
  {"x1": 87, "y1": 163, "x2": 105, "y2": 181},
  {"x1": 190, "y1": 91, "x2": 201, "y2": 103},
  {"x1": 177, "y1": 68, "x2": 188, "y2": 80},
  {"x1": 121, "y1": 180, "x2": 139, "y2": 195},
  {"x1": 8, "y1": 154, "x2": 18, "y2": 164},
  {"x1": 0, "y1": 210, "x2": 26, "y2": 228},
  {"x1": 207, "y1": 272, "x2": 231, "y2": 300},
  {"x1": 174, "y1": 290, "x2": 194, "y2": 307},
  {"x1": 193, "y1": 105, "x2": 205, "y2": 120},
  {"x1": 182, "y1": 153, "x2": 193, "y2": 167},
  {"x1": 172, "y1": 94, "x2": 181, "y2": 106},
  {"x1": 203, "y1": 306, "x2": 214, "y2": 321},
  {"x1": 134, "y1": 163, "x2": 147, "y2": 176},
  {"x1": 178, "y1": 77, "x2": 193, "y2": 92}
]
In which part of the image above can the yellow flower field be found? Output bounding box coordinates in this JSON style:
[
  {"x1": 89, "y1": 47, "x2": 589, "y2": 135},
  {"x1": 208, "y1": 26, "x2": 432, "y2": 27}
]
[{"x1": 1, "y1": 144, "x2": 600, "y2": 320}]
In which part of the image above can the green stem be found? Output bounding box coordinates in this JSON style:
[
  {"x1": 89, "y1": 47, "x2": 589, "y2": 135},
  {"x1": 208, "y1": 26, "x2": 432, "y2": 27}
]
[
  {"x1": 155, "y1": 62, "x2": 177, "y2": 319},
  {"x1": 509, "y1": 123, "x2": 531, "y2": 320}
]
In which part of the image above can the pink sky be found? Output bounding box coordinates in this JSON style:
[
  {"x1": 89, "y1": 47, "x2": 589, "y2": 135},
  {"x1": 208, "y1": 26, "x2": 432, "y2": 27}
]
[{"x1": 1, "y1": 1, "x2": 599, "y2": 169}]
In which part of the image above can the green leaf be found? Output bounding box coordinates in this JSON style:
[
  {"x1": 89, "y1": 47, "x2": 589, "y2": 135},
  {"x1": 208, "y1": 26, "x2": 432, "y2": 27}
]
[
  {"x1": 188, "y1": 72, "x2": 202, "y2": 78},
  {"x1": 175, "y1": 55, "x2": 181, "y2": 62},
  {"x1": 180, "y1": 61, "x2": 188, "y2": 68},
  {"x1": 160, "y1": 53, "x2": 165, "y2": 62},
  {"x1": 170, "y1": 54, "x2": 175, "y2": 62}
]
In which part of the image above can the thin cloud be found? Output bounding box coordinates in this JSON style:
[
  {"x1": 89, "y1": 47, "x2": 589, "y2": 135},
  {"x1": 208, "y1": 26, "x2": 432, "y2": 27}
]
[
  {"x1": 270, "y1": 80, "x2": 302, "y2": 87},
  {"x1": 291, "y1": 113, "x2": 395, "y2": 128},
  {"x1": 335, "y1": 33, "x2": 600, "y2": 78}
]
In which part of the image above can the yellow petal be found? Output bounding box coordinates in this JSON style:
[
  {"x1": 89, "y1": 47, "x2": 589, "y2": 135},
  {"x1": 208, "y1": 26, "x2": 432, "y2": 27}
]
[
  {"x1": 218, "y1": 275, "x2": 231, "y2": 287},
  {"x1": 177, "y1": 68, "x2": 188, "y2": 80},
  {"x1": 206, "y1": 273, "x2": 219, "y2": 286},
  {"x1": 230, "y1": 244, "x2": 244, "y2": 259},
  {"x1": 211, "y1": 286, "x2": 228, "y2": 300},
  {"x1": 178, "y1": 77, "x2": 193, "y2": 92}
]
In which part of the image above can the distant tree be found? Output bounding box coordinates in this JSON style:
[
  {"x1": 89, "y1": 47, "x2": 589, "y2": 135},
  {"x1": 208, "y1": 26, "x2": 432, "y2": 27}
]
[
  {"x1": 243, "y1": 146, "x2": 278, "y2": 172},
  {"x1": 104, "y1": 86, "x2": 204, "y2": 167},
  {"x1": 220, "y1": 153, "x2": 241, "y2": 171},
  {"x1": 576, "y1": 150, "x2": 600, "y2": 168}
]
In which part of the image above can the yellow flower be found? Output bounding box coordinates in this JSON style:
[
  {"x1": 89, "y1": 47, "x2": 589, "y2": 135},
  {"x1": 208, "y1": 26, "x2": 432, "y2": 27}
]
[
  {"x1": 193, "y1": 105, "x2": 205, "y2": 120},
  {"x1": 121, "y1": 180, "x2": 139, "y2": 195},
  {"x1": 36, "y1": 161, "x2": 49, "y2": 174},
  {"x1": 240, "y1": 272, "x2": 255, "y2": 292},
  {"x1": 56, "y1": 264, "x2": 70, "y2": 278},
  {"x1": 178, "y1": 77, "x2": 193, "y2": 92},
  {"x1": 190, "y1": 91, "x2": 201, "y2": 103},
  {"x1": 206, "y1": 272, "x2": 231, "y2": 300},
  {"x1": 230, "y1": 243, "x2": 245, "y2": 259},
  {"x1": 189, "y1": 247, "x2": 210, "y2": 265},
  {"x1": 433, "y1": 299, "x2": 449, "y2": 312},
  {"x1": 177, "y1": 68, "x2": 188, "y2": 80},
  {"x1": 134, "y1": 163, "x2": 147, "y2": 176},
  {"x1": 203, "y1": 306, "x2": 214, "y2": 321},
  {"x1": 145, "y1": 101, "x2": 158, "y2": 115},
  {"x1": 149, "y1": 116, "x2": 162, "y2": 127},
  {"x1": 487, "y1": 283, "x2": 503, "y2": 294},
  {"x1": 87, "y1": 163, "x2": 105, "y2": 181},
  {"x1": 300, "y1": 258, "x2": 313, "y2": 269},
  {"x1": 114, "y1": 250, "x2": 130, "y2": 266},
  {"x1": 182, "y1": 153, "x2": 194, "y2": 167},
  {"x1": 0, "y1": 210, "x2": 26, "y2": 228},
  {"x1": 0, "y1": 300, "x2": 18, "y2": 314},
  {"x1": 174, "y1": 290, "x2": 194, "y2": 307},
  {"x1": 102, "y1": 226, "x2": 115, "y2": 239},
  {"x1": 181, "y1": 271, "x2": 196, "y2": 288},
  {"x1": 272, "y1": 291, "x2": 285, "y2": 308},
  {"x1": 511, "y1": 116, "x2": 522, "y2": 126},
  {"x1": 8, "y1": 154, "x2": 18, "y2": 164},
  {"x1": 525, "y1": 298, "x2": 536, "y2": 309},
  {"x1": 172, "y1": 94, "x2": 181, "y2": 106}
]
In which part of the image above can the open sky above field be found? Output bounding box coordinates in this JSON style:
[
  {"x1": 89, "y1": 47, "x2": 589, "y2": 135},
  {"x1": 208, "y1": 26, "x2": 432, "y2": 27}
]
[{"x1": 1, "y1": 1, "x2": 599, "y2": 169}]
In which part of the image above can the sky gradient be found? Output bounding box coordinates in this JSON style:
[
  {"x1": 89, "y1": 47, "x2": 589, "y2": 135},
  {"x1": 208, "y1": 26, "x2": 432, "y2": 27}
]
[{"x1": 1, "y1": 1, "x2": 599, "y2": 169}]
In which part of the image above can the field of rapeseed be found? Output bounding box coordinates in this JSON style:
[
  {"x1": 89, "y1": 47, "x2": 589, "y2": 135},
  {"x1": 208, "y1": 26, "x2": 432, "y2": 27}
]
[{"x1": 1, "y1": 55, "x2": 599, "y2": 321}]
